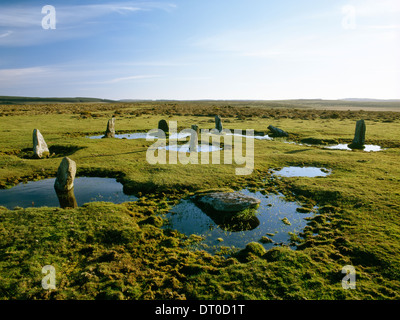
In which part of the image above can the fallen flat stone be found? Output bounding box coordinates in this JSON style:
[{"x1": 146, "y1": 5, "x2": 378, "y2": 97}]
[
  {"x1": 54, "y1": 157, "x2": 76, "y2": 192},
  {"x1": 268, "y1": 125, "x2": 289, "y2": 137},
  {"x1": 33, "y1": 129, "x2": 50, "y2": 159},
  {"x1": 194, "y1": 191, "x2": 260, "y2": 213}
]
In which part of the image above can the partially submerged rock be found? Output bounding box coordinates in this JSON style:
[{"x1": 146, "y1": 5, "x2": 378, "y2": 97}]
[
  {"x1": 193, "y1": 191, "x2": 260, "y2": 213},
  {"x1": 103, "y1": 118, "x2": 116, "y2": 138},
  {"x1": 33, "y1": 129, "x2": 50, "y2": 159},
  {"x1": 191, "y1": 191, "x2": 261, "y2": 232},
  {"x1": 268, "y1": 125, "x2": 288, "y2": 137},
  {"x1": 54, "y1": 157, "x2": 76, "y2": 192},
  {"x1": 348, "y1": 119, "x2": 366, "y2": 149}
]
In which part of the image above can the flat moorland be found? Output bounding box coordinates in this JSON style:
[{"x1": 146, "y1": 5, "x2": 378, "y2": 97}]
[{"x1": 0, "y1": 100, "x2": 399, "y2": 299}]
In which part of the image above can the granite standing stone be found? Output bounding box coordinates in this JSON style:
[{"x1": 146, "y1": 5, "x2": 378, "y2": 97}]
[
  {"x1": 33, "y1": 129, "x2": 50, "y2": 159},
  {"x1": 189, "y1": 125, "x2": 199, "y2": 152},
  {"x1": 348, "y1": 119, "x2": 366, "y2": 149},
  {"x1": 158, "y1": 120, "x2": 169, "y2": 133},
  {"x1": 54, "y1": 157, "x2": 77, "y2": 192},
  {"x1": 103, "y1": 118, "x2": 116, "y2": 138},
  {"x1": 215, "y1": 115, "x2": 223, "y2": 132}
]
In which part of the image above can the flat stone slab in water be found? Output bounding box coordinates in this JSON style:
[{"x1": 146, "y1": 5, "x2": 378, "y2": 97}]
[{"x1": 194, "y1": 191, "x2": 261, "y2": 213}]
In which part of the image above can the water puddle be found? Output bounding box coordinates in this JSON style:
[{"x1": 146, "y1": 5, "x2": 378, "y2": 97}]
[
  {"x1": 272, "y1": 167, "x2": 331, "y2": 178},
  {"x1": 163, "y1": 189, "x2": 314, "y2": 253},
  {"x1": 159, "y1": 145, "x2": 222, "y2": 153},
  {"x1": 324, "y1": 144, "x2": 383, "y2": 152},
  {"x1": 225, "y1": 133, "x2": 272, "y2": 140},
  {"x1": 88, "y1": 132, "x2": 191, "y2": 140},
  {"x1": 0, "y1": 177, "x2": 137, "y2": 209}
]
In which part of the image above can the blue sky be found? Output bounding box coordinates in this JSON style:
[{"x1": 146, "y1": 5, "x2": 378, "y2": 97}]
[{"x1": 0, "y1": 0, "x2": 399, "y2": 100}]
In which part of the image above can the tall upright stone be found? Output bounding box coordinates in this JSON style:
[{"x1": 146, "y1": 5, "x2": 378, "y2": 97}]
[
  {"x1": 348, "y1": 119, "x2": 366, "y2": 149},
  {"x1": 158, "y1": 120, "x2": 169, "y2": 134},
  {"x1": 215, "y1": 115, "x2": 223, "y2": 132},
  {"x1": 189, "y1": 125, "x2": 199, "y2": 152},
  {"x1": 33, "y1": 129, "x2": 50, "y2": 159},
  {"x1": 54, "y1": 157, "x2": 76, "y2": 192},
  {"x1": 103, "y1": 118, "x2": 115, "y2": 138}
]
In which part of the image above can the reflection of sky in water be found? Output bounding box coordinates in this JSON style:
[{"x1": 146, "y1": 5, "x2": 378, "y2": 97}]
[
  {"x1": 159, "y1": 145, "x2": 222, "y2": 153},
  {"x1": 0, "y1": 177, "x2": 137, "y2": 209},
  {"x1": 324, "y1": 144, "x2": 383, "y2": 152},
  {"x1": 163, "y1": 189, "x2": 314, "y2": 252},
  {"x1": 272, "y1": 167, "x2": 331, "y2": 178},
  {"x1": 88, "y1": 132, "x2": 192, "y2": 140}
]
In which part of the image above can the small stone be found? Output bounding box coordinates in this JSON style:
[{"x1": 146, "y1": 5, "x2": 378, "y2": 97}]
[
  {"x1": 217, "y1": 238, "x2": 224, "y2": 242},
  {"x1": 194, "y1": 191, "x2": 260, "y2": 213},
  {"x1": 33, "y1": 129, "x2": 50, "y2": 159},
  {"x1": 260, "y1": 236, "x2": 274, "y2": 244},
  {"x1": 281, "y1": 217, "x2": 291, "y2": 225}
]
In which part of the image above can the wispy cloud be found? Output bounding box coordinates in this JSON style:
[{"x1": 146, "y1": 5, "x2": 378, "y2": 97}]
[{"x1": 0, "y1": 2, "x2": 176, "y2": 46}]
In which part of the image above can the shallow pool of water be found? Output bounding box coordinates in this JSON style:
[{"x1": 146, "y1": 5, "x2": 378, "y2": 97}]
[
  {"x1": 324, "y1": 144, "x2": 383, "y2": 152},
  {"x1": 163, "y1": 189, "x2": 314, "y2": 252},
  {"x1": 272, "y1": 167, "x2": 331, "y2": 178},
  {"x1": 0, "y1": 177, "x2": 137, "y2": 209},
  {"x1": 88, "y1": 132, "x2": 192, "y2": 140},
  {"x1": 159, "y1": 145, "x2": 222, "y2": 153}
]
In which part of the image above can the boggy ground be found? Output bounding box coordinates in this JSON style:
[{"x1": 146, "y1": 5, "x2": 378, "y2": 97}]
[{"x1": 0, "y1": 101, "x2": 400, "y2": 299}]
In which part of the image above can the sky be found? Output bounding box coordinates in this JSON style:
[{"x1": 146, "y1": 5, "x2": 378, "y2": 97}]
[{"x1": 0, "y1": 0, "x2": 399, "y2": 100}]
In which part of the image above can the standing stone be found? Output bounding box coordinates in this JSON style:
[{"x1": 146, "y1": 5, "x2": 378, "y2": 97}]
[
  {"x1": 33, "y1": 129, "x2": 50, "y2": 159},
  {"x1": 215, "y1": 115, "x2": 223, "y2": 132},
  {"x1": 54, "y1": 157, "x2": 76, "y2": 192},
  {"x1": 103, "y1": 118, "x2": 115, "y2": 138},
  {"x1": 348, "y1": 119, "x2": 366, "y2": 149},
  {"x1": 158, "y1": 120, "x2": 169, "y2": 133},
  {"x1": 189, "y1": 125, "x2": 199, "y2": 152},
  {"x1": 267, "y1": 125, "x2": 289, "y2": 137}
]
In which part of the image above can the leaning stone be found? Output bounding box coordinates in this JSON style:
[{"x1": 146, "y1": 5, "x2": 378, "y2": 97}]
[
  {"x1": 33, "y1": 129, "x2": 50, "y2": 159},
  {"x1": 268, "y1": 125, "x2": 289, "y2": 137},
  {"x1": 158, "y1": 120, "x2": 169, "y2": 133},
  {"x1": 215, "y1": 115, "x2": 223, "y2": 132},
  {"x1": 54, "y1": 157, "x2": 76, "y2": 192},
  {"x1": 103, "y1": 118, "x2": 115, "y2": 138},
  {"x1": 348, "y1": 119, "x2": 366, "y2": 149}
]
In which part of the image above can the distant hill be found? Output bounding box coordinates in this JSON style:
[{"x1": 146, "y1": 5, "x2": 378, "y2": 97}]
[
  {"x1": 341, "y1": 98, "x2": 400, "y2": 102},
  {"x1": 0, "y1": 96, "x2": 116, "y2": 104}
]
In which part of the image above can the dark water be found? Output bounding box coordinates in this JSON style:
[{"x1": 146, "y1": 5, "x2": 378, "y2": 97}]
[
  {"x1": 0, "y1": 177, "x2": 137, "y2": 209},
  {"x1": 272, "y1": 167, "x2": 331, "y2": 177},
  {"x1": 163, "y1": 189, "x2": 314, "y2": 252}
]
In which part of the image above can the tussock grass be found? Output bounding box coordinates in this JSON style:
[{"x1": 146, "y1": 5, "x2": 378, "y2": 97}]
[{"x1": 0, "y1": 101, "x2": 399, "y2": 299}]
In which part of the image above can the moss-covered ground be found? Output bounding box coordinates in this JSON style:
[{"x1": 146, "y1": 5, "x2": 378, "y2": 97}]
[{"x1": 0, "y1": 101, "x2": 399, "y2": 299}]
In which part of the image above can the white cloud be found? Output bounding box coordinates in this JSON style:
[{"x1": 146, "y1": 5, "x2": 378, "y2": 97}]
[{"x1": 0, "y1": 2, "x2": 176, "y2": 46}]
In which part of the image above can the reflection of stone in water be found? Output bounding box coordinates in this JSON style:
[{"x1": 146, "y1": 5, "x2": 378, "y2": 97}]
[
  {"x1": 197, "y1": 205, "x2": 260, "y2": 232},
  {"x1": 56, "y1": 189, "x2": 78, "y2": 209}
]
